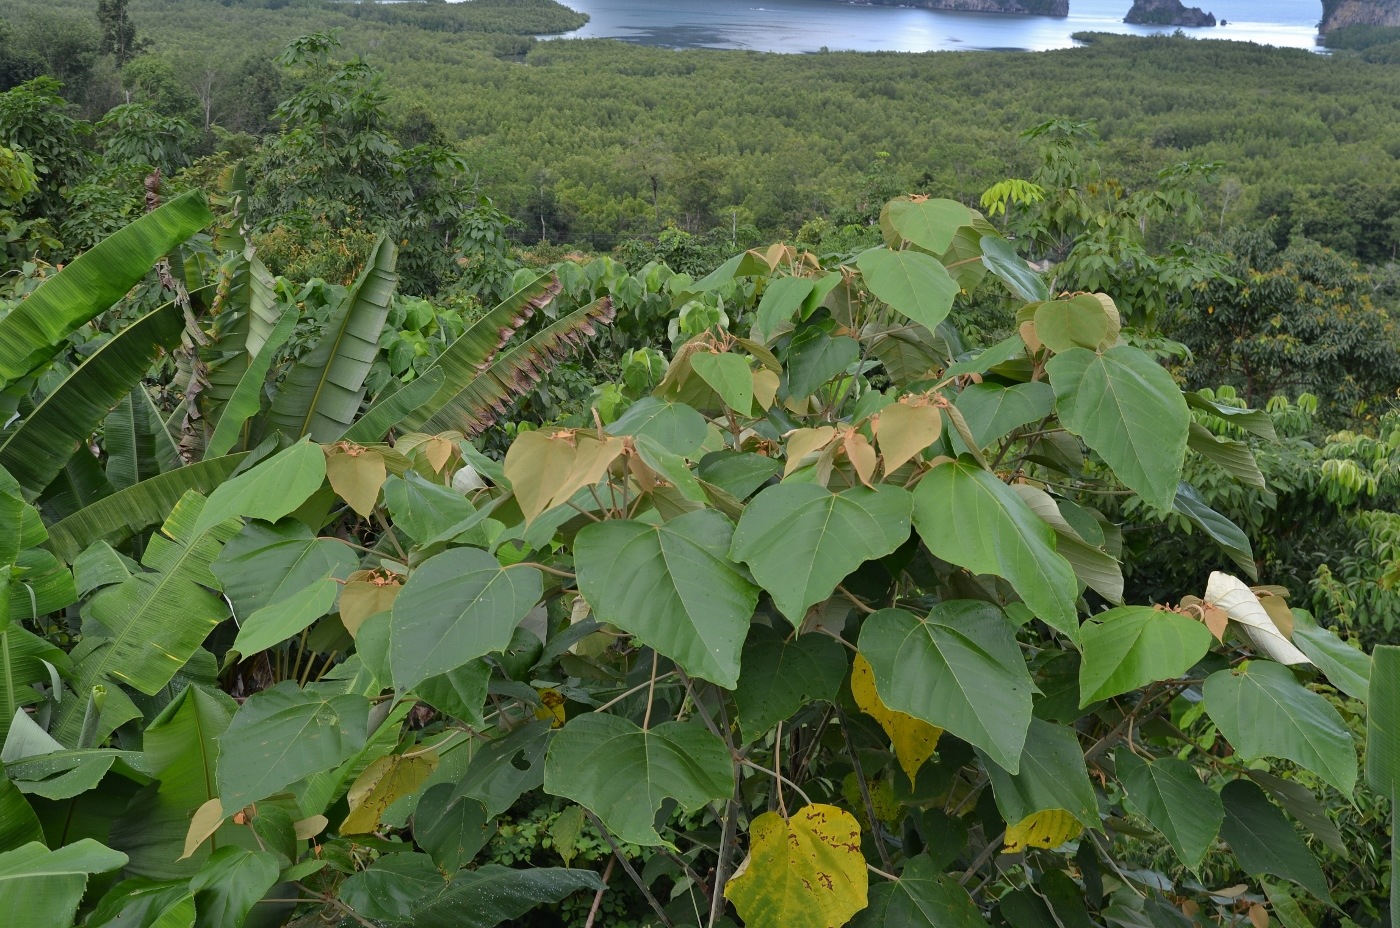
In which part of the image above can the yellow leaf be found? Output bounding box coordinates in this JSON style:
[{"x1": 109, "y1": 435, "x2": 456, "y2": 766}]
[
  {"x1": 851, "y1": 653, "x2": 941, "y2": 782},
  {"x1": 784, "y1": 426, "x2": 837, "y2": 477},
  {"x1": 844, "y1": 433, "x2": 878, "y2": 488},
  {"x1": 535, "y1": 687, "x2": 567, "y2": 728},
  {"x1": 875, "y1": 401, "x2": 943, "y2": 475},
  {"x1": 340, "y1": 570, "x2": 402, "y2": 637},
  {"x1": 181, "y1": 798, "x2": 224, "y2": 860},
  {"x1": 504, "y1": 429, "x2": 626, "y2": 525},
  {"x1": 752, "y1": 368, "x2": 779, "y2": 412},
  {"x1": 840, "y1": 773, "x2": 902, "y2": 827},
  {"x1": 724, "y1": 804, "x2": 869, "y2": 928},
  {"x1": 340, "y1": 753, "x2": 439, "y2": 835},
  {"x1": 325, "y1": 447, "x2": 387, "y2": 517},
  {"x1": 1002, "y1": 808, "x2": 1083, "y2": 854}
]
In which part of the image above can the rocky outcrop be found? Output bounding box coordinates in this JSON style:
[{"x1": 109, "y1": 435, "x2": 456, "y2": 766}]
[
  {"x1": 859, "y1": 0, "x2": 1068, "y2": 16},
  {"x1": 1125, "y1": 0, "x2": 1217, "y2": 26},
  {"x1": 1321, "y1": 0, "x2": 1400, "y2": 32}
]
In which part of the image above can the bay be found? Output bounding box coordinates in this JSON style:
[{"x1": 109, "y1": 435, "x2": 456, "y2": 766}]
[{"x1": 545, "y1": 0, "x2": 1322, "y2": 53}]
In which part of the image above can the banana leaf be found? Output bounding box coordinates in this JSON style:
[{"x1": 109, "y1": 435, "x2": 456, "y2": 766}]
[
  {"x1": 105, "y1": 389, "x2": 182, "y2": 490},
  {"x1": 201, "y1": 249, "x2": 282, "y2": 432},
  {"x1": 204, "y1": 306, "x2": 298, "y2": 459},
  {"x1": 0, "y1": 302, "x2": 185, "y2": 498},
  {"x1": 412, "y1": 296, "x2": 616, "y2": 436},
  {"x1": 0, "y1": 191, "x2": 212, "y2": 388},
  {"x1": 264, "y1": 235, "x2": 398, "y2": 442},
  {"x1": 43, "y1": 454, "x2": 249, "y2": 564}
]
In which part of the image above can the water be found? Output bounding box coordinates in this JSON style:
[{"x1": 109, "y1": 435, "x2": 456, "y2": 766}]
[{"x1": 545, "y1": 0, "x2": 1322, "y2": 53}]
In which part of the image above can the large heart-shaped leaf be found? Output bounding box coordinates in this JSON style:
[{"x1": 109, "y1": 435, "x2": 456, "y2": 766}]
[
  {"x1": 1204, "y1": 661, "x2": 1355, "y2": 797},
  {"x1": 389, "y1": 548, "x2": 542, "y2": 693},
  {"x1": 1220, "y1": 779, "x2": 1333, "y2": 903},
  {"x1": 194, "y1": 439, "x2": 327, "y2": 535},
  {"x1": 979, "y1": 718, "x2": 1098, "y2": 827},
  {"x1": 857, "y1": 248, "x2": 959, "y2": 333},
  {"x1": 884, "y1": 198, "x2": 974, "y2": 254},
  {"x1": 913, "y1": 460, "x2": 1078, "y2": 638},
  {"x1": 216, "y1": 682, "x2": 369, "y2": 809},
  {"x1": 752, "y1": 276, "x2": 816, "y2": 344},
  {"x1": 543, "y1": 715, "x2": 732, "y2": 847},
  {"x1": 606, "y1": 397, "x2": 708, "y2": 457},
  {"x1": 731, "y1": 483, "x2": 911, "y2": 623},
  {"x1": 784, "y1": 328, "x2": 860, "y2": 399},
  {"x1": 691, "y1": 351, "x2": 754, "y2": 414},
  {"x1": 734, "y1": 626, "x2": 847, "y2": 741},
  {"x1": 575, "y1": 510, "x2": 757, "y2": 688},
  {"x1": 190, "y1": 846, "x2": 280, "y2": 928},
  {"x1": 503, "y1": 429, "x2": 625, "y2": 525},
  {"x1": 725, "y1": 804, "x2": 868, "y2": 928},
  {"x1": 1116, "y1": 749, "x2": 1222, "y2": 871},
  {"x1": 850, "y1": 853, "x2": 988, "y2": 928},
  {"x1": 1078, "y1": 606, "x2": 1212, "y2": 705},
  {"x1": 858, "y1": 603, "x2": 1033, "y2": 773},
  {"x1": 953, "y1": 382, "x2": 1054, "y2": 451},
  {"x1": 1046, "y1": 346, "x2": 1189, "y2": 510}
]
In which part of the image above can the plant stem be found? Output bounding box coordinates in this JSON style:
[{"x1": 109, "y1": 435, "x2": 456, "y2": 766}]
[
  {"x1": 642, "y1": 650, "x2": 659, "y2": 730},
  {"x1": 594, "y1": 670, "x2": 678, "y2": 714},
  {"x1": 585, "y1": 810, "x2": 675, "y2": 928},
  {"x1": 583, "y1": 856, "x2": 615, "y2": 928},
  {"x1": 835, "y1": 705, "x2": 893, "y2": 871}
]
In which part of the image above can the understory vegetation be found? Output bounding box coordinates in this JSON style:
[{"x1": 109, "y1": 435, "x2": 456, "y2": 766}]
[{"x1": 2, "y1": 4, "x2": 1400, "y2": 928}]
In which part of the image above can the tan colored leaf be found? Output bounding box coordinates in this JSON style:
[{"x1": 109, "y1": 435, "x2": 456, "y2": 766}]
[
  {"x1": 1003, "y1": 808, "x2": 1083, "y2": 854},
  {"x1": 341, "y1": 753, "x2": 440, "y2": 835},
  {"x1": 534, "y1": 687, "x2": 567, "y2": 728},
  {"x1": 1202, "y1": 604, "x2": 1230, "y2": 642},
  {"x1": 293, "y1": 815, "x2": 328, "y2": 841},
  {"x1": 325, "y1": 448, "x2": 387, "y2": 517},
  {"x1": 724, "y1": 804, "x2": 868, "y2": 928},
  {"x1": 1248, "y1": 903, "x2": 1269, "y2": 928},
  {"x1": 181, "y1": 798, "x2": 224, "y2": 860},
  {"x1": 1204, "y1": 572, "x2": 1308, "y2": 664},
  {"x1": 752, "y1": 368, "x2": 779, "y2": 412},
  {"x1": 844, "y1": 433, "x2": 877, "y2": 488},
  {"x1": 340, "y1": 570, "x2": 402, "y2": 637},
  {"x1": 852, "y1": 653, "x2": 941, "y2": 782},
  {"x1": 421, "y1": 435, "x2": 455, "y2": 474},
  {"x1": 1258, "y1": 592, "x2": 1295, "y2": 638},
  {"x1": 783, "y1": 427, "x2": 838, "y2": 477},
  {"x1": 875, "y1": 401, "x2": 942, "y2": 475},
  {"x1": 504, "y1": 429, "x2": 626, "y2": 524}
]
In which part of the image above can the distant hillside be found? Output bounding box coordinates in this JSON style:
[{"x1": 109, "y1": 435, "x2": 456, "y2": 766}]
[
  {"x1": 1125, "y1": 0, "x2": 1216, "y2": 26},
  {"x1": 1322, "y1": 0, "x2": 1400, "y2": 32},
  {"x1": 856, "y1": 0, "x2": 1068, "y2": 16}
]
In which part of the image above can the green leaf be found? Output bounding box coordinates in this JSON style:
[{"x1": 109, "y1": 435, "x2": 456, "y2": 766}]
[
  {"x1": 43, "y1": 454, "x2": 250, "y2": 563},
  {"x1": 1204, "y1": 661, "x2": 1355, "y2": 797},
  {"x1": 189, "y1": 846, "x2": 280, "y2": 928},
  {"x1": 784, "y1": 328, "x2": 860, "y2": 399},
  {"x1": 1367, "y1": 645, "x2": 1400, "y2": 795},
  {"x1": 1291, "y1": 613, "x2": 1369, "y2": 702},
  {"x1": 451, "y1": 721, "x2": 550, "y2": 818},
  {"x1": 857, "y1": 248, "x2": 959, "y2": 332},
  {"x1": 953, "y1": 382, "x2": 1054, "y2": 451},
  {"x1": 389, "y1": 548, "x2": 542, "y2": 693},
  {"x1": 0, "y1": 839, "x2": 128, "y2": 928},
  {"x1": 697, "y1": 451, "x2": 782, "y2": 500},
  {"x1": 850, "y1": 853, "x2": 989, "y2": 928},
  {"x1": 211, "y1": 519, "x2": 357, "y2": 620},
  {"x1": 0, "y1": 625, "x2": 67, "y2": 746},
  {"x1": 980, "y1": 718, "x2": 1098, "y2": 828},
  {"x1": 104, "y1": 389, "x2": 181, "y2": 491},
  {"x1": 942, "y1": 334, "x2": 1026, "y2": 381},
  {"x1": 1187, "y1": 423, "x2": 1266, "y2": 489},
  {"x1": 913, "y1": 459, "x2": 1079, "y2": 639},
  {"x1": 0, "y1": 774, "x2": 41, "y2": 852},
  {"x1": 216, "y1": 681, "x2": 369, "y2": 808},
  {"x1": 575, "y1": 510, "x2": 758, "y2": 688},
  {"x1": 886, "y1": 198, "x2": 974, "y2": 254},
  {"x1": 691, "y1": 351, "x2": 754, "y2": 414},
  {"x1": 1184, "y1": 392, "x2": 1278, "y2": 442},
  {"x1": 857, "y1": 603, "x2": 1033, "y2": 773},
  {"x1": 1078, "y1": 606, "x2": 1212, "y2": 705},
  {"x1": 0, "y1": 301, "x2": 184, "y2": 496},
  {"x1": 606, "y1": 397, "x2": 708, "y2": 457},
  {"x1": 194, "y1": 439, "x2": 326, "y2": 534},
  {"x1": 339, "y1": 855, "x2": 603, "y2": 927},
  {"x1": 731, "y1": 483, "x2": 912, "y2": 623},
  {"x1": 753, "y1": 276, "x2": 816, "y2": 344},
  {"x1": 56, "y1": 493, "x2": 239, "y2": 742},
  {"x1": 108, "y1": 684, "x2": 235, "y2": 877},
  {"x1": 1172, "y1": 481, "x2": 1256, "y2": 579},
  {"x1": 1219, "y1": 779, "x2": 1332, "y2": 903},
  {"x1": 414, "y1": 784, "x2": 493, "y2": 872},
  {"x1": 1116, "y1": 749, "x2": 1222, "y2": 871},
  {"x1": 265, "y1": 236, "x2": 398, "y2": 441},
  {"x1": 0, "y1": 191, "x2": 211, "y2": 387},
  {"x1": 232, "y1": 578, "x2": 339, "y2": 657},
  {"x1": 734, "y1": 626, "x2": 847, "y2": 741},
  {"x1": 382, "y1": 472, "x2": 476, "y2": 544},
  {"x1": 339, "y1": 367, "x2": 445, "y2": 445},
  {"x1": 980, "y1": 235, "x2": 1049, "y2": 303},
  {"x1": 204, "y1": 307, "x2": 298, "y2": 458},
  {"x1": 1046, "y1": 346, "x2": 1190, "y2": 510},
  {"x1": 1033, "y1": 296, "x2": 1112, "y2": 353},
  {"x1": 543, "y1": 715, "x2": 733, "y2": 847},
  {"x1": 86, "y1": 878, "x2": 194, "y2": 928}
]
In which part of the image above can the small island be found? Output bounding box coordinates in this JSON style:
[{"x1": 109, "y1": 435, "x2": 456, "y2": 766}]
[{"x1": 1125, "y1": 0, "x2": 1217, "y2": 27}]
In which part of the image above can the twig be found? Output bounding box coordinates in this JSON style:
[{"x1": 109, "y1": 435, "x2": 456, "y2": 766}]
[
  {"x1": 835, "y1": 705, "x2": 893, "y2": 871},
  {"x1": 957, "y1": 830, "x2": 1005, "y2": 887},
  {"x1": 773, "y1": 722, "x2": 787, "y2": 817},
  {"x1": 373, "y1": 507, "x2": 410, "y2": 562},
  {"x1": 585, "y1": 810, "x2": 675, "y2": 928},
  {"x1": 584, "y1": 857, "x2": 616, "y2": 928},
  {"x1": 643, "y1": 650, "x2": 660, "y2": 730},
  {"x1": 739, "y1": 757, "x2": 812, "y2": 806},
  {"x1": 836, "y1": 584, "x2": 876, "y2": 615},
  {"x1": 867, "y1": 863, "x2": 900, "y2": 881},
  {"x1": 595, "y1": 670, "x2": 678, "y2": 714}
]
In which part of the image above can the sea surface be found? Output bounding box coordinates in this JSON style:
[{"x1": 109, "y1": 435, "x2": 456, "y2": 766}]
[{"x1": 544, "y1": 0, "x2": 1322, "y2": 52}]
